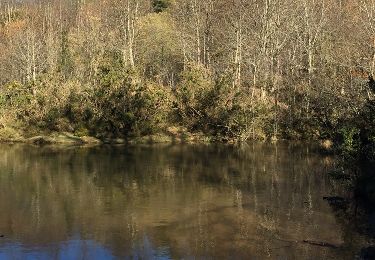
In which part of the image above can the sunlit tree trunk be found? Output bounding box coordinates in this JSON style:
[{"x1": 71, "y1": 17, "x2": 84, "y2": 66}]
[{"x1": 122, "y1": 0, "x2": 138, "y2": 68}]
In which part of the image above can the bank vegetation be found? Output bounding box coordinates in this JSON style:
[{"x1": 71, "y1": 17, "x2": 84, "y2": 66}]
[{"x1": 0, "y1": 0, "x2": 374, "y2": 154}]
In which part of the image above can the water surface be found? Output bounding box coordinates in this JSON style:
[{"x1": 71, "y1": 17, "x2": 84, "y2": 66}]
[{"x1": 0, "y1": 143, "x2": 359, "y2": 259}]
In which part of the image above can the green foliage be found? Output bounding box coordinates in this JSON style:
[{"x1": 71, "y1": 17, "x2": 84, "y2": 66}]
[
  {"x1": 74, "y1": 126, "x2": 90, "y2": 137},
  {"x1": 59, "y1": 30, "x2": 74, "y2": 77},
  {"x1": 88, "y1": 60, "x2": 173, "y2": 137},
  {"x1": 0, "y1": 81, "x2": 31, "y2": 109},
  {"x1": 174, "y1": 65, "x2": 273, "y2": 141},
  {"x1": 0, "y1": 54, "x2": 175, "y2": 140},
  {"x1": 334, "y1": 78, "x2": 375, "y2": 161},
  {"x1": 137, "y1": 13, "x2": 183, "y2": 84},
  {"x1": 175, "y1": 64, "x2": 214, "y2": 130},
  {"x1": 152, "y1": 0, "x2": 172, "y2": 13},
  {"x1": 357, "y1": 96, "x2": 375, "y2": 160},
  {"x1": 339, "y1": 126, "x2": 361, "y2": 154}
]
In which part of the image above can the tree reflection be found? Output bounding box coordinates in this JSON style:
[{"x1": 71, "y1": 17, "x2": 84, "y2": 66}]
[{"x1": 0, "y1": 143, "x2": 346, "y2": 259}]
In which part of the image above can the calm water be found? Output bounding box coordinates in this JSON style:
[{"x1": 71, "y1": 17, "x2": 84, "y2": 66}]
[{"x1": 0, "y1": 143, "x2": 366, "y2": 259}]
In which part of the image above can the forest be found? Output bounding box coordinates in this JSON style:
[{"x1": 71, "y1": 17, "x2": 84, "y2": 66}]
[{"x1": 0, "y1": 0, "x2": 374, "y2": 157}]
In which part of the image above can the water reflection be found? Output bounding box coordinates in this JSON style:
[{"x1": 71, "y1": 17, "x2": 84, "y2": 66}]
[{"x1": 0, "y1": 143, "x2": 348, "y2": 259}]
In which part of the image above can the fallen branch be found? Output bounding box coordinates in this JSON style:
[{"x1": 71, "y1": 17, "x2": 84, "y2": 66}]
[{"x1": 302, "y1": 240, "x2": 340, "y2": 249}]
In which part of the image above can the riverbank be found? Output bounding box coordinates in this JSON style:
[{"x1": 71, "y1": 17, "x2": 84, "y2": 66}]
[{"x1": 0, "y1": 126, "x2": 213, "y2": 146}]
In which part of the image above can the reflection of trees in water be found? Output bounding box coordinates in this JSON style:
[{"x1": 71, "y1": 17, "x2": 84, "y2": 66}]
[
  {"x1": 326, "y1": 162, "x2": 375, "y2": 258},
  {"x1": 0, "y1": 143, "x2": 343, "y2": 258}
]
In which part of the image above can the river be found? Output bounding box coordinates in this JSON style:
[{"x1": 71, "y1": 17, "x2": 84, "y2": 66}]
[{"x1": 0, "y1": 143, "x2": 370, "y2": 259}]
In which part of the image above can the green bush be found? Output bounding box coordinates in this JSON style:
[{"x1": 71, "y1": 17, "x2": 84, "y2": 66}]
[
  {"x1": 174, "y1": 64, "x2": 214, "y2": 130},
  {"x1": 152, "y1": 0, "x2": 172, "y2": 13},
  {"x1": 175, "y1": 65, "x2": 274, "y2": 141},
  {"x1": 0, "y1": 81, "x2": 31, "y2": 110},
  {"x1": 88, "y1": 61, "x2": 173, "y2": 137},
  {"x1": 339, "y1": 126, "x2": 361, "y2": 153}
]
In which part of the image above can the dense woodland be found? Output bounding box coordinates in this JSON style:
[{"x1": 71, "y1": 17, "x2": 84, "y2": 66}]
[{"x1": 0, "y1": 0, "x2": 374, "y2": 152}]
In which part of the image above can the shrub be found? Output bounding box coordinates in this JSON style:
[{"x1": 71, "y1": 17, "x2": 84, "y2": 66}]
[
  {"x1": 174, "y1": 64, "x2": 215, "y2": 130},
  {"x1": 152, "y1": 0, "x2": 172, "y2": 13},
  {"x1": 175, "y1": 65, "x2": 274, "y2": 141},
  {"x1": 339, "y1": 126, "x2": 361, "y2": 153},
  {"x1": 0, "y1": 126, "x2": 23, "y2": 141},
  {"x1": 89, "y1": 62, "x2": 173, "y2": 137}
]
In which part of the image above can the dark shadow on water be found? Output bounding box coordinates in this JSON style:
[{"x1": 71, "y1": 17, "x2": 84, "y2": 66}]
[{"x1": 326, "y1": 160, "x2": 375, "y2": 259}]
